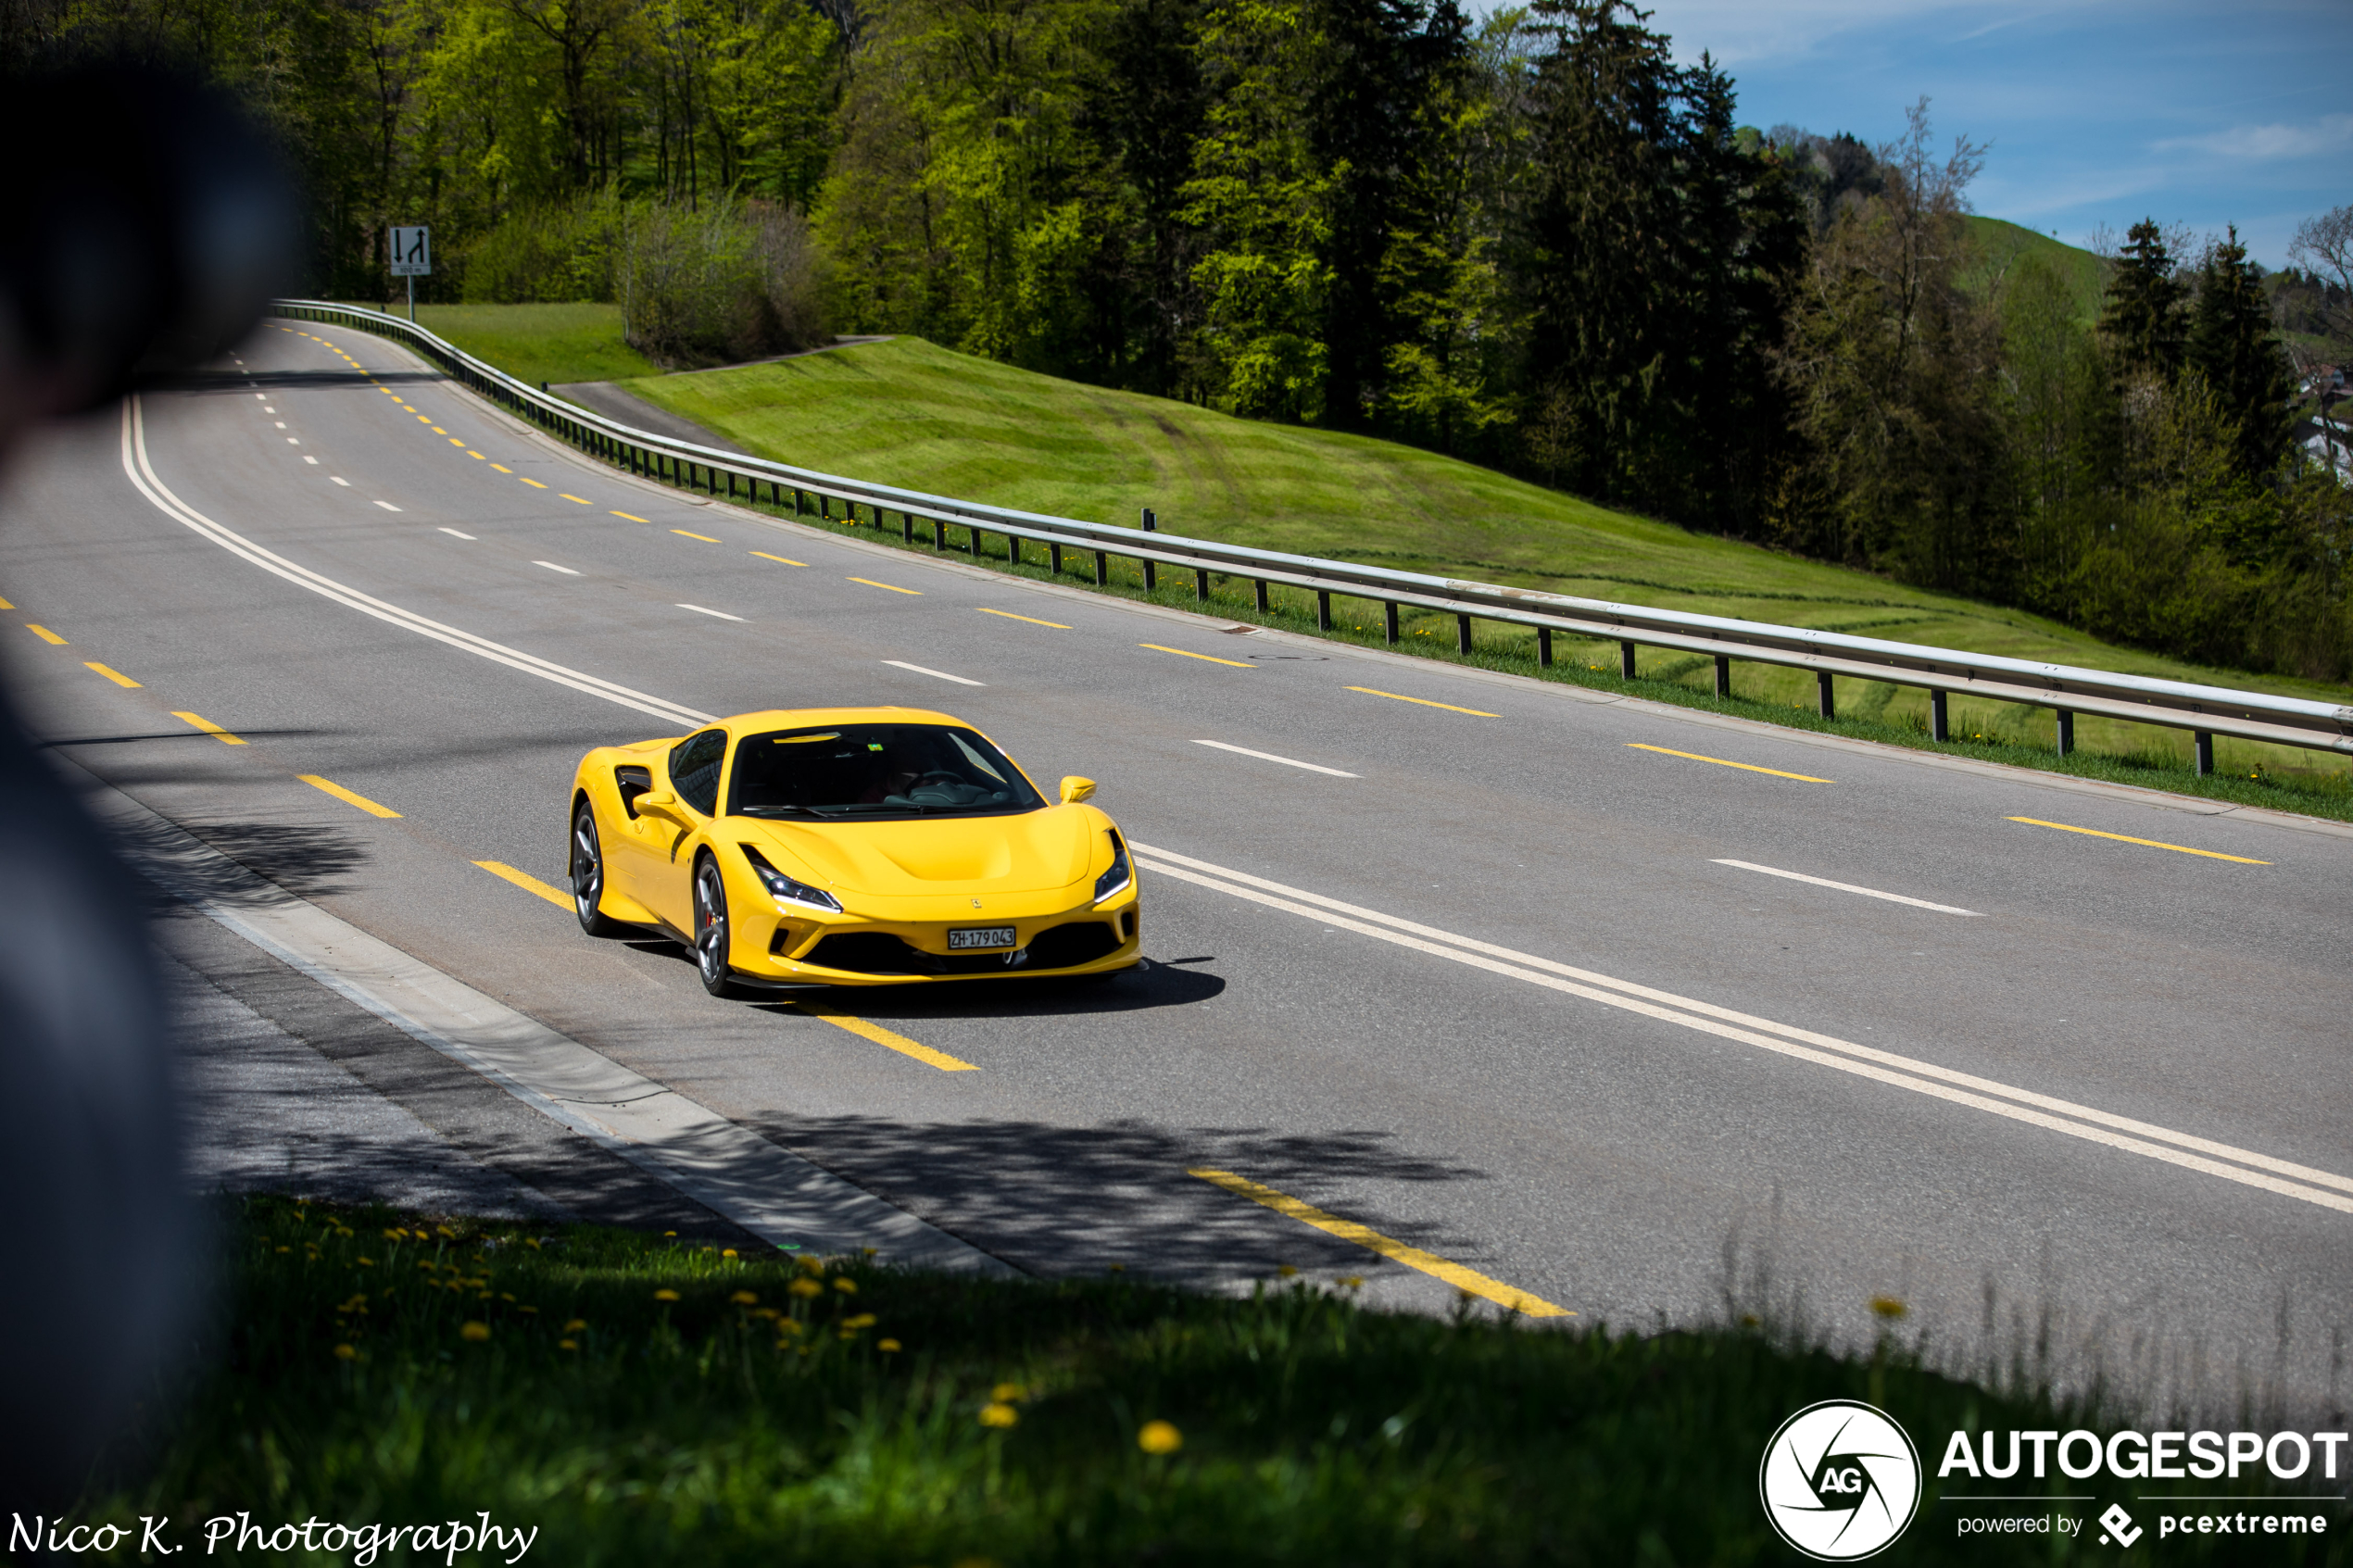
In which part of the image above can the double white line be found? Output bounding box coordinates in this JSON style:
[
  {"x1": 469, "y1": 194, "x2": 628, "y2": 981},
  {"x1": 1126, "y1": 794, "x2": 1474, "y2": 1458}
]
[
  {"x1": 122, "y1": 397, "x2": 714, "y2": 732},
  {"x1": 1129, "y1": 843, "x2": 2353, "y2": 1217}
]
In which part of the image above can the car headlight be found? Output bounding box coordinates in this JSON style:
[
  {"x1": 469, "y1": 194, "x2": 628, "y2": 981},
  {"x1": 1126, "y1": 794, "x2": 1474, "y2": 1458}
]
[
  {"x1": 1093, "y1": 830, "x2": 1132, "y2": 905},
  {"x1": 741, "y1": 846, "x2": 843, "y2": 912}
]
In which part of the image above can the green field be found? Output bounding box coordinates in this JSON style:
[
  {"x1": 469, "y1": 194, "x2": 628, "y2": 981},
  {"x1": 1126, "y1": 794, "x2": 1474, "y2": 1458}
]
[
  {"x1": 1963, "y1": 216, "x2": 2109, "y2": 321},
  {"x1": 360, "y1": 301, "x2": 662, "y2": 387},
  {"x1": 616, "y1": 334, "x2": 2351, "y2": 799},
  {"x1": 87, "y1": 1197, "x2": 2346, "y2": 1565}
]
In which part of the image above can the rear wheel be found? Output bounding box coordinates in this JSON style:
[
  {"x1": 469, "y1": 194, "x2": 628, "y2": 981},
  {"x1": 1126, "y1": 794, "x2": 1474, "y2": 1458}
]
[
  {"x1": 571, "y1": 800, "x2": 628, "y2": 936},
  {"x1": 693, "y1": 854, "x2": 737, "y2": 997}
]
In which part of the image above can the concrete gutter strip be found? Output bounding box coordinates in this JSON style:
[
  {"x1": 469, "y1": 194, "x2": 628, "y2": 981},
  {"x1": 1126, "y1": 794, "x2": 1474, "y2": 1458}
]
[{"x1": 76, "y1": 759, "x2": 1012, "y2": 1274}]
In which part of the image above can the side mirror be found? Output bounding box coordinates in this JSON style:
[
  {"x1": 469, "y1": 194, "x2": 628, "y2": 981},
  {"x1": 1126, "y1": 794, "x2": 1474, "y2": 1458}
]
[
  {"x1": 634, "y1": 789, "x2": 677, "y2": 813},
  {"x1": 1059, "y1": 776, "x2": 1096, "y2": 804}
]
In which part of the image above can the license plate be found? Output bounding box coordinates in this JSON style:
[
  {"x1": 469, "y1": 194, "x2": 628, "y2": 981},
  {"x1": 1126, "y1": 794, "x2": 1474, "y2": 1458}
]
[{"x1": 947, "y1": 925, "x2": 1018, "y2": 950}]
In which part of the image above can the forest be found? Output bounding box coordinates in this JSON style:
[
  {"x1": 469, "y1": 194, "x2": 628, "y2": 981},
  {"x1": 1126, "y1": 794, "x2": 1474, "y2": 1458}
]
[{"x1": 6, "y1": 0, "x2": 2349, "y2": 681}]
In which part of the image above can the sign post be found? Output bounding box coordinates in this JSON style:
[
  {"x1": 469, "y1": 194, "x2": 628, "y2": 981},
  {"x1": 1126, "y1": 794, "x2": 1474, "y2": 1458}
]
[{"x1": 387, "y1": 226, "x2": 431, "y2": 321}]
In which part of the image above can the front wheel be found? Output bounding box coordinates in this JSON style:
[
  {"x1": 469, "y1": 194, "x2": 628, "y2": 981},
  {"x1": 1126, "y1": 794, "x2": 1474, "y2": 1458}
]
[
  {"x1": 571, "y1": 801, "x2": 628, "y2": 936},
  {"x1": 692, "y1": 854, "x2": 738, "y2": 997}
]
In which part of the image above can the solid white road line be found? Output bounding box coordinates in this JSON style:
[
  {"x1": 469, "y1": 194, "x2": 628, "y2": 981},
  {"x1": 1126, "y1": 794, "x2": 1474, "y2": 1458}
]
[
  {"x1": 677, "y1": 603, "x2": 743, "y2": 621},
  {"x1": 1711, "y1": 859, "x2": 1983, "y2": 916},
  {"x1": 535, "y1": 560, "x2": 581, "y2": 575},
  {"x1": 84, "y1": 764, "x2": 1002, "y2": 1272},
  {"x1": 374, "y1": 500, "x2": 403, "y2": 512},
  {"x1": 883, "y1": 659, "x2": 984, "y2": 686},
  {"x1": 1192, "y1": 739, "x2": 1360, "y2": 777},
  {"x1": 439, "y1": 527, "x2": 476, "y2": 540},
  {"x1": 331, "y1": 477, "x2": 350, "y2": 486},
  {"x1": 1127, "y1": 842, "x2": 2353, "y2": 1215},
  {"x1": 122, "y1": 398, "x2": 712, "y2": 731},
  {"x1": 303, "y1": 456, "x2": 319, "y2": 465}
]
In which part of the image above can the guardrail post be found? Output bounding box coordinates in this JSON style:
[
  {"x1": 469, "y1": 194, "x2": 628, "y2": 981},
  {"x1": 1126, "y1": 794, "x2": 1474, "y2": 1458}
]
[
  {"x1": 2055, "y1": 709, "x2": 2074, "y2": 758},
  {"x1": 1195, "y1": 567, "x2": 1211, "y2": 601},
  {"x1": 1456, "y1": 614, "x2": 1472, "y2": 654},
  {"x1": 1254, "y1": 581, "x2": 1269, "y2": 612},
  {"x1": 1094, "y1": 550, "x2": 1108, "y2": 585},
  {"x1": 1714, "y1": 655, "x2": 1730, "y2": 697},
  {"x1": 1538, "y1": 627, "x2": 1553, "y2": 667},
  {"x1": 1385, "y1": 603, "x2": 1400, "y2": 644},
  {"x1": 1619, "y1": 641, "x2": 1636, "y2": 681},
  {"x1": 1931, "y1": 690, "x2": 1949, "y2": 741},
  {"x1": 2195, "y1": 731, "x2": 2214, "y2": 775},
  {"x1": 1316, "y1": 591, "x2": 1332, "y2": 631},
  {"x1": 1050, "y1": 542, "x2": 1063, "y2": 575},
  {"x1": 791, "y1": 487, "x2": 804, "y2": 516},
  {"x1": 1143, "y1": 558, "x2": 1157, "y2": 591},
  {"x1": 1817, "y1": 671, "x2": 1835, "y2": 719},
  {"x1": 901, "y1": 512, "x2": 914, "y2": 545}
]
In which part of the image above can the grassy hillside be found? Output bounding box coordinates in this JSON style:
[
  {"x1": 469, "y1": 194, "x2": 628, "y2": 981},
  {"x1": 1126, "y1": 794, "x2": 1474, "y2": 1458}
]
[
  {"x1": 346, "y1": 301, "x2": 662, "y2": 387},
  {"x1": 1963, "y1": 216, "x2": 2108, "y2": 320}
]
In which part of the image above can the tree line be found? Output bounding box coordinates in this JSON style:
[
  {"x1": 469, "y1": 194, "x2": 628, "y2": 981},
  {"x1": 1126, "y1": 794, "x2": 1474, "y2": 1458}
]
[{"x1": 8, "y1": 0, "x2": 2348, "y2": 682}]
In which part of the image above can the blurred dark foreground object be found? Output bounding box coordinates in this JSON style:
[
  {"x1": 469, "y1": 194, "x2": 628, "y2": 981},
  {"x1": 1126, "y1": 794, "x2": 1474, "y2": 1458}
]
[{"x1": 0, "y1": 63, "x2": 297, "y2": 1500}]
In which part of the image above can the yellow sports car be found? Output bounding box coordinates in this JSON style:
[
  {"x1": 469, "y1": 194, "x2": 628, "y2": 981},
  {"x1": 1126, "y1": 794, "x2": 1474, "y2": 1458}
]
[{"x1": 567, "y1": 707, "x2": 1140, "y2": 992}]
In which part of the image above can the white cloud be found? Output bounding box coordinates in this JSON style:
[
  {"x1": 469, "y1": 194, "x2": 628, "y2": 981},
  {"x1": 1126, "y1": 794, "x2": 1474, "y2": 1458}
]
[{"x1": 2154, "y1": 114, "x2": 2353, "y2": 161}]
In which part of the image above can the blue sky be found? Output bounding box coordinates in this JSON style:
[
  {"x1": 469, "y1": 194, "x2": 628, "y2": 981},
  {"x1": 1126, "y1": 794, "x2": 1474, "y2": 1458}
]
[{"x1": 1631, "y1": 0, "x2": 2352, "y2": 269}]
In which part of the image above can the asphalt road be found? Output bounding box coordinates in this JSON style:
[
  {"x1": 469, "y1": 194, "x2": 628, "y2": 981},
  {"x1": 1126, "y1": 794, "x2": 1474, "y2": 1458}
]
[{"x1": 4, "y1": 322, "x2": 2348, "y2": 1414}]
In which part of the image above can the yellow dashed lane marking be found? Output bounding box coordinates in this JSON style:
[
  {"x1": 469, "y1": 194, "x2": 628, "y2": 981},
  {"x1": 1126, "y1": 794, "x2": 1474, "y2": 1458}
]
[
  {"x1": 560, "y1": 494, "x2": 592, "y2": 505},
  {"x1": 300, "y1": 774, "x2": 403, "y2": 819},
  {"x1": 849, "y1": 576, "x2": 921, "y2": 595},
  {"x1": 750, "y1": 550, "x2": 806, "y2": 566},
  {"x1": 797, "y1": 1002, "x2": 977, "y2": 1073},
  {"x1": 673, "y1": 529, "x2": 720, "y2": 542},
  {"x1": 0, "y1": 595, "x2": 12, "y2": 608},
  {"x1": 26, "y1": 623, "x2": 65, "y2": 645},
  {"x1": 520, "y1": 478, "x2": 547, "y2": 489},
  {"x1": 1625, "y1": 743, "x2": 1831, "y2": 784},
  {"x1": 85, "y1": 661, "x2": 141, "y2": 687},
  {"x1": 1347, "y1": 685, "x2": 1496, "y2": 717},
  {"x1": 612, "y1": 510, "x2": 648, "y2": 522},
  {"x1": 447, "y1": 437, "x2": 467, "y2": 446},
  {"x1": 1189, "y1": 1169, "x2": 1571, "y2": 1317},
  {"x1": 982, "y1": 608, "x2": 1071, "y2": 629},
  {"x1": 468, "y1": 451, "x2": 486, "y2": 459},
  {"x1": 172, "y1": 710, "x2": 246, "y2": 745},
  {"x1": 494, "y1": 465, "x2": 515, "y2": 473},
  {"x1": 474, "y1": 860, "x2": 572, "y2": 909},
  {"x1": 1141, "y1": 643, "x2": 1252, "y2": 667},
  {"x1": 2006, "y1": 816, "x2": 2270, "y2": 865}
]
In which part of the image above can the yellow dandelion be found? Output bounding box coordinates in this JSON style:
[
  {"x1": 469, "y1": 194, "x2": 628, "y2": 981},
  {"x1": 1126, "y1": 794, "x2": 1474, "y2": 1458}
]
[
  {"x1": 843, "y1": 1313, "x2": 876, "y2": 1329},
  {"x1": 879, "y1": 1338, "x2": 902, "y2": 1352},
  {"x1": 775, "y1": 1320, "x2": 804, "y2": 1337},
  {"x1": 459, "y1": 1322, "x2": 490, "y2": 1342},
  {"x1": 1869, "y1": 1295, "x2": 1908, "y2": 1321},
  {"x1": 730, "y1": 1290, "x2": 759, "y2": 1305},
  {"x1": 979, "y1": 1403, "x2": 1019, "y2": 1428},
  {"x1": 652, "y1": 1289, "x2": 680, "y2": 1302},
  {"x1": 1277, "y1": 1265, "x2": 1299, "y2": 1278},
  {"x1": 992, "y1": 1383, "x2": 1026, "y2": 1403},
  {"x1": 275, "y1": 1246, "x2": 291, "y2": 1254},
  {"x1": 1138, "y1": 1420, "x2": 1182, "y2": 1455},
  {"x1": 788, "y1": 1279, "x2": 823, "y2": 1299},
  {"x1": 832, "y1": 1277, "x2": 858, "y2": 1294},
  {"x1": 333, "y1": 1344, "x2": 358, "y2": 1361},
  {"x1": 563, "y1": 1318, "x2": 587, "y2": 1333},
  {"x1": 559, "y1": 1338, "x2": 578, "y2": 1351},
  {"x1": 722, "y1": 1248, "x2": 738, "y2": 1259}
]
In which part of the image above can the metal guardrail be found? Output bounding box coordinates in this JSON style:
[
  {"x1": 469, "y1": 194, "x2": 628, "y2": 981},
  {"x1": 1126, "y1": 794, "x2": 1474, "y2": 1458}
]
[{"x1": 276, "y1": 299, "x2": 2353, "y2": 767}]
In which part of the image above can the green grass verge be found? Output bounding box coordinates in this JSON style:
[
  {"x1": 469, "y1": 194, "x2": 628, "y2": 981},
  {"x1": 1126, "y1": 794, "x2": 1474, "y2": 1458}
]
[
  {"x1": 1962, "y1": 217, "x2": 2108, "y2": 322},
  {"x1": 345, "y1": 302, "x2": 661, "y2": 388},
  {"x1": 86, "y1": 1198, "x2": 2347, "y2": 1563}
]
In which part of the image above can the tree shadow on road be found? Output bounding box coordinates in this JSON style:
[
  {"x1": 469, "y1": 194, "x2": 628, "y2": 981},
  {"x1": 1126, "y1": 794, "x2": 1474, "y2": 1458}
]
[{"x1": 744, "y1": 1107, "x2": 1492, "y2": 1286}]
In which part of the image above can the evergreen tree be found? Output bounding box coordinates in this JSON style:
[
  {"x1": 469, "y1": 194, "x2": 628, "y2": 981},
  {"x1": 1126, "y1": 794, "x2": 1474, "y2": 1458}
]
[
  {"x1": 2185, "y1": 225, "x2": 2294, "y2": 487},
  {"x1": 2097, "y1": 218, "x2": 2186, "y2": 376}
]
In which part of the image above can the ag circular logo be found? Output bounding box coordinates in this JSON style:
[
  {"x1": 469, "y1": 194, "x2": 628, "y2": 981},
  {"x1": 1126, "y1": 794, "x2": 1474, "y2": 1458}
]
[{"x1": 1758, "y1": 1399, "x2": 1921, "y2": 1560}]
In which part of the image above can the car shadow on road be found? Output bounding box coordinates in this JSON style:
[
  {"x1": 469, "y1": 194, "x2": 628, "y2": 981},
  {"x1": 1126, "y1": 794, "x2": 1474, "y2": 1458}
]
[{"x1": 741, "y1": 1108, "x2": 1491, "y2": 1285}]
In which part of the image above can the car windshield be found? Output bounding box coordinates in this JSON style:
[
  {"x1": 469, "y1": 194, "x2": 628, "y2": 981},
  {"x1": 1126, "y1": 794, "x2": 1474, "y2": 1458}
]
[{"x1": 728, "y1": 723, "x2": 1045, "y2": 819}]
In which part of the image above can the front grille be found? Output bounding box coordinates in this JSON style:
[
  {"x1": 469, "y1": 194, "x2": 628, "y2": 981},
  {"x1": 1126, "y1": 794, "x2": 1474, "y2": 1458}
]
[{"x1": 802, "y1": 919, "x2": 1124, "y2": 977}]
